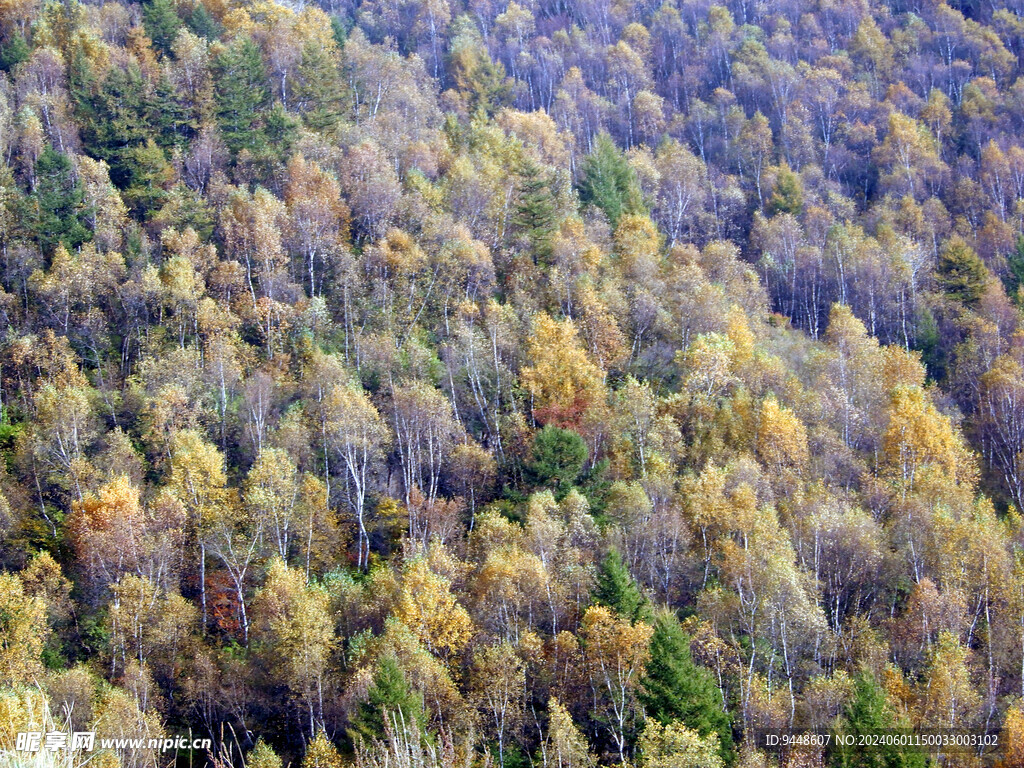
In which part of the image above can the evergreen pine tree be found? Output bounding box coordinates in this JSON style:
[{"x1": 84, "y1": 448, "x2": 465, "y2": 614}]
[
  {"x1": 513, "y1": 157, "x2": 558, "y2": 264},
  {"x1": 330, "y1": 15, "x2": 348, "y2": 48},
  {"x1": 32, "y1": 146, "x2": 92, "y2": 254},
  {"x1": 766, "y1": 163, "x2": 804, "y2": 216},
  {"x1": 265, "y1": 103, "x2": 299, "y2": 163},
  {"x1": 149, "y1": 74, "x2": 194, "y2": 151},
  {"x1": 638, "y1": 612, "x2": 733, "y2": 764},
  {"x1": 186, "y1": 3, "x2": 222, "y2": 39},
  {"x1": 142, "y1": 0, "x2": 182, "y2": 55},
  {"x1": 77, "y1": 63, "x2": 153, "y2": 188},
  {"x1": 295, "y1": 41, "x2": 347, "y2": 135},
  {"x1": 0, "y1": 33, "x2": 30, "y2": 72},
  {"x1": 829, "y1": 672, "x2": 925, "y2": 768},
  {"x1": 213, "y1": 36, "x2": 271, "y2": 156},
  {"x1": 578, "y1": 132, "x2": 644, "y2": 227},
  {"x1": 1005, "y1": 235, "x2": 1024, "y2": 306},
  {"x1": 526, "y1": 425, "x2": 588, "y2": 497},
  {"x1": 593, "y1": 547, "x2": 649, "y2": 623},
  {"x1": 67, "y1": 44, "x2": 99, "y2": 133},
  {"x1": 348, "y1": 654, "x2": 425, "y2": 744},
  {"x1": 937, "y1": 237, "x2": 990, "y2": 306}
]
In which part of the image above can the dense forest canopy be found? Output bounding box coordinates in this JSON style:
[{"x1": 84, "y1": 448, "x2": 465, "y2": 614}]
[{"x1": 6, "y1": 0, "x2": 1024, "y2": 765}]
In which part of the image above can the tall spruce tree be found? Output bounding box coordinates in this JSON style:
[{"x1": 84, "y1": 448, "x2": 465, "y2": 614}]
[
  {"x1": 186, "y1": 3, "x2": 222, "y2": 38},
  {"x1": 32, "y1": 146, "x2": 92, "y2": 254},
  {"x1": 142, "y1": 0, "x2": 182, "y2": 55},
  {"x1": 348, "y1": 654, "x2": 425, "y2": 744},
  {"x1": 829, "y1": 672, "x2": 925, "y2": 768},
  {"x1": 513, "y1": 158, "x2": 558, "y2": 264},
  {"x1": 578, "y1": 132, "x2": 644, "y2": 227},
  {"x1": 149, "y1": 74, "x2": 194, "y2": 151},
  {"x1": 639, "y1": 612, "x2": 733, "y2": 764},
  {"x1": 593, "y1": 547, "x2": 649, "y2": 623},
  {"x1": 213, "y1": 36, "x2": 272, "y2": 156},
  {"x1": 77, "y1": 63, "x2": 153, "y2": 188}
]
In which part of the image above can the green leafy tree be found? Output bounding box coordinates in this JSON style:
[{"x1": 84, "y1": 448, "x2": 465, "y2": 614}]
[
  {"x1": 526, "y1": 425, "x2": 588, "y2": 497},
  {"x1": 513, "y1": 157, "x2": 558, "y2": 263},
  {"x1": 142, "y1": 0, "x2": 182, "y2": 55},
  {"x1": 0, "y1": 33, "x2": 30, "y2": 72},
  {"x1": 937, "y1": 237, "x2": 990, "y2": 305},
  {"x1": 578, "y1": 132, "x2": 644, "y2": 227},
  {"x1": 32, "y1": 147, "x2": 92, "y2": 253},
  {"x1": 213, "y1": 36, "x2": 272, "y2": 156},
  {"x1": 766, "y1": 163, "x2": 804, "y2": 216},
  {"x1": 349, "y1": 653, "x2": 425, "y2": 744},
  {"x1": 593, "y1": 547, "x2": 649, "y2": 623},
  {"x1": 639, "y1": 612, "x2": 733, "y2": 764},
  {"x1": 829, "y1": 672, "x2": 925, "y2": 768}
]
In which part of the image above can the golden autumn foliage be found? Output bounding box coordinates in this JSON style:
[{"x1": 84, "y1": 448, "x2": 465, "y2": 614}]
[
  {"x1": 521, "y1": 313, "x2": 606, "y2": 428},
  {"x1": 5, "y1": 0, "x2": 1024, "y2": 763},
  {"x1": 395, "y1": 558, "x2": 473, "y2": 661},
  {"x1": 0, "y1": 572, "x2": 46, "y2": 687}
]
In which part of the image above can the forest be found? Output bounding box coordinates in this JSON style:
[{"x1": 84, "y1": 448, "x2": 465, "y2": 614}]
[{"x1": 5, "y1": 0, "x2": 1024, "y2": 764}]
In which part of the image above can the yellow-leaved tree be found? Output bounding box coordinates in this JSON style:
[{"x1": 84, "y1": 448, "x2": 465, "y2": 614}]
[
  {"x1": 395, "y1": 558, "x2": 474, "y2": 662},
  {"x1": 521, "y1": 313, "x2": 605, "y2": 429},
  {"x1": 882, "y1": 386, "x2": 976, "y2": 498},
  {"x1": 252, "y1": 559, "x2": 336, "y2": 737},
  {"x1": 756, "y1": 397, "x2": 808, "y2": 474},
  {"x1": 636, "y1": 720, "x2": 723, "y2": 768},
  {"x1": 543, "y1": 696, "x2": 595, "y2": 768},
  {"x1": 0, "y1": 571, "x2": 47, "y2": 687},
  {"x1": 579, "y1": 604, "x2": 653, "y2": 765},
  {"x1": 168, "y1": 429, "x2": 230, "y2": 629}
]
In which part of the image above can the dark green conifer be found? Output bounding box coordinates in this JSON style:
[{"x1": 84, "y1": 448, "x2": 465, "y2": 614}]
[
  {"x1": 577, "y1": 132, "x2": 644, "y2": 227},
  {"x1": 526, "y1": 425, "x2": 587, "y2": 497},
  {"x1": 123, "y1": 139, "x2": 173, "y2": 216},
  {"x1": 142, "y1": 0, "x2": 182, "y2": 55},
  {"x1": 295, "y1": 41, "x2": 347, "y2": 135},
  {"x1": 265, "y1": 103, "x2": 299, "y2": 163},
  {"x1": 829, "y1": 672, "x2": 925, "y2": 768},
  {"x1": 32, "y1": 146, "x2": 92, "y2": 254},
  {"x1": 349, "y1": 654, "x2": 425, "y2": 744},
  {"x1": 513, "y1": 158, "x2": 558, "y2": 264},
  {"x1": 593, "y1": 547, "x2": 649, "y2": 622},
  {"x1": 213, "y1": 36, "x2": 272, "y2": 156},
  {"x1": 149, "y1": 74, "x2": 194, "y2": 151},
  {"x1": 186, "y1": 3, "x2": 222, "y2": 39},
  {"x1": 0, "y1": 33, "x2": 30, "y2": 72},
  {"x1": 639, "y1": 612, "x2": 734, "y2": 764},
  {"x1": 77, "y1": 63, "x2": 152, "y2": 188}
]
